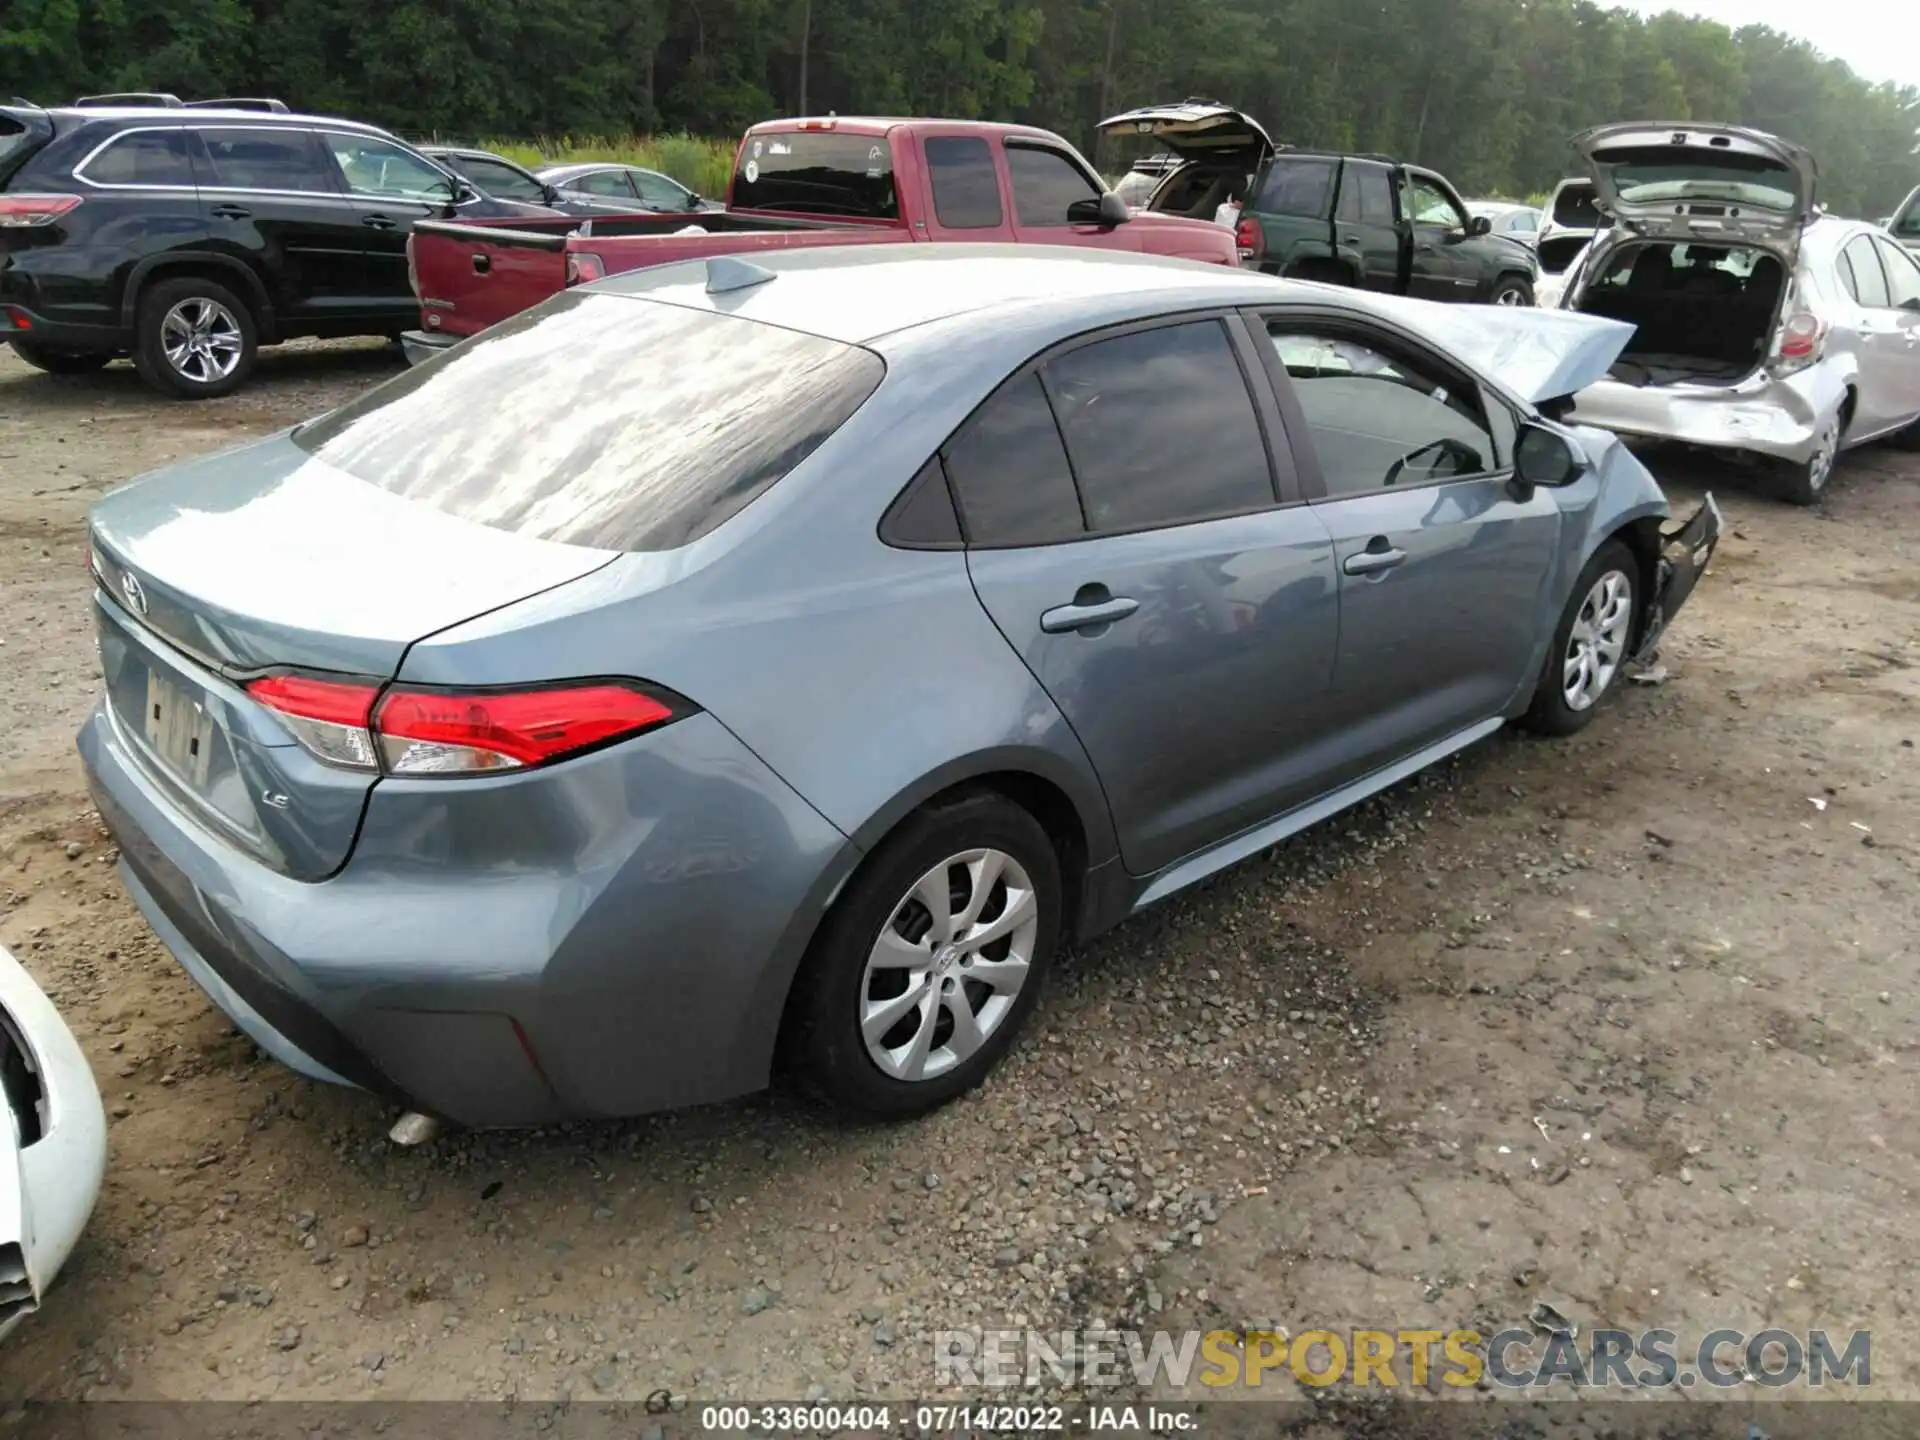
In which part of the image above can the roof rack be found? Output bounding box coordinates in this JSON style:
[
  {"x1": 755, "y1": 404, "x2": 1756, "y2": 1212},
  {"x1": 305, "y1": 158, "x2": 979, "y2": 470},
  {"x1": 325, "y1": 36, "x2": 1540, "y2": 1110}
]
[
  {"x1": 74, "y1": 92, "x2": 184, "y2": 108},
  {"x1": 185, "y1": 97, "x2": 291, "y2": 113}
]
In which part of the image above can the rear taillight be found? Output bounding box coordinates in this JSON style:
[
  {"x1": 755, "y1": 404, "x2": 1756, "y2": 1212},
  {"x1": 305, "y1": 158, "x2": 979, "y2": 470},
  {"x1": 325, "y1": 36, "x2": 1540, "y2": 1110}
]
[
  {"x1": 247, "y1": 674, "x2": 382, "y2": 769},
  {"x1": 246, "y1": 675, "x2": 683, "y2": 776},
  {"x1": 405, "y1": 234, "x2": 420, "y2": 299},
  {"x1": 0, "y1": 194, "x2": 82, "y2": 228},
  {"x1": 1234, "y1": 217, "x2": 1261, "y2": 264},
  {"x1": 565, "y1": 252, "x2": 605, "y2": 286},
  {"x1": 1772, "y1": 309, "x2": 1827, "y2": 373}
]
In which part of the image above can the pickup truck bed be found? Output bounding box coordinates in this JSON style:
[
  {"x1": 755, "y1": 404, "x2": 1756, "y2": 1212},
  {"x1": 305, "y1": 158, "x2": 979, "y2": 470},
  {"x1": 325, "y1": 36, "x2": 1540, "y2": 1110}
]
[
  {"x1": 410, "y1": 211, "x2": 899, "y2": 341},
  {"x1": 406, "y1": 114, "x2": 1238, "y2": 355}
]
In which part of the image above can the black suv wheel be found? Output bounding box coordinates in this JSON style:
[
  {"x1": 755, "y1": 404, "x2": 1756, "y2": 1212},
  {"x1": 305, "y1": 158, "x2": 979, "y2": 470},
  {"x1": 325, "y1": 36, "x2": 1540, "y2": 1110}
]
[{"x1": 133, "y1": 275, "x2": 258, "y2": 399}]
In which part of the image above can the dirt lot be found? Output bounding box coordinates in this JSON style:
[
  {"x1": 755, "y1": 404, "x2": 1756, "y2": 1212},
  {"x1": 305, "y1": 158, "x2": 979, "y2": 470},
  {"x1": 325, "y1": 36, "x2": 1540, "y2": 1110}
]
[{"x1": 1, "y1": 340, "x2": 1916, "y2": 1414}]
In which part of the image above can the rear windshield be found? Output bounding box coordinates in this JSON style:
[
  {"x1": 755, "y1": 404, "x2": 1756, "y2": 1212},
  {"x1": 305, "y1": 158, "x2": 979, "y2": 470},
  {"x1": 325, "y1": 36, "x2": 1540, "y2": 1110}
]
[
  {"x1": 1252, "y1": 157, "x2": 1336, "y2": 218},
  {"x1": 1552, "y1": 184, "x2": 1601, "y2": 228},
  {"x1": 292, "y1": 293, "x2": 885, "y2": 552},
  {"x1": 732, "y1": 132, "x2": 898, "y2": 218},
  {"x1": 1598, "y1": 149, "x2": 1797, "y2": 211}
]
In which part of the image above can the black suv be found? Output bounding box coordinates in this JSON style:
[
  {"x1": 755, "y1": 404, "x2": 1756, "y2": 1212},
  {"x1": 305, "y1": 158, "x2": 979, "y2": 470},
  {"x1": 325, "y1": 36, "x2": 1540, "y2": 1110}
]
[{"x1": 0, "y1": 94, "x2": 556, "y2": 397}]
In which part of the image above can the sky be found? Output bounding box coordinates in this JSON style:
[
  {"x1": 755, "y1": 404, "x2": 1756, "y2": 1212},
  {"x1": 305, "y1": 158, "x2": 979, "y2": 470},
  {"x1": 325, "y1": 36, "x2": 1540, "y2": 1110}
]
[{"x1": 1614, "y1": 0, "x2": 1920, "y2": 90}]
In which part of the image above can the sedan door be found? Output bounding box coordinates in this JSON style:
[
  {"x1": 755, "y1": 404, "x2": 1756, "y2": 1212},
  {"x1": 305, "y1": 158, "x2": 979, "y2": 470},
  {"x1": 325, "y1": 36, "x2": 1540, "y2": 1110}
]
[
  {"x1": 955, "y1": 316, "x2": 1341, "y2": 877},
  {"x1": 1252, "y1": 314, "x2": 1561, "y2": 780},
  {"x1": 195, "y1": 126, "x2": 370, "y2": 325},
  {"x1": 1835, "y1": 233, "x2": 1918, "y2": 435},
  {"x1": 318, "y1": 132, "x2": 461, "y2": 329},
  {"x1": 1868, "y1": 236, "x2": 1920, "y2": 431},
  {"x1": 1403, "y1": 172, "x2": 1483, "y2": 302}
]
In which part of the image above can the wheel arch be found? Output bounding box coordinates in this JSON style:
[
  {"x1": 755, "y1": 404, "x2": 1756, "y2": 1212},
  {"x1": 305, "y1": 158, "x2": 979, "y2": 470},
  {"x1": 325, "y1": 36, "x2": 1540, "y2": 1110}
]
[{"x1": 121, "y1": 252, "x2": 277, "y2": 343}]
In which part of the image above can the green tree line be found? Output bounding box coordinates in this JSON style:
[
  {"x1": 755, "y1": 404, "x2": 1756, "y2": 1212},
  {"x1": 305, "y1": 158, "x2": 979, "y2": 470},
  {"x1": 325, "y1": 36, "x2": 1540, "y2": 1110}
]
[{"x1": 4, "y1": 0, "x2": 1916, "y2": 215}]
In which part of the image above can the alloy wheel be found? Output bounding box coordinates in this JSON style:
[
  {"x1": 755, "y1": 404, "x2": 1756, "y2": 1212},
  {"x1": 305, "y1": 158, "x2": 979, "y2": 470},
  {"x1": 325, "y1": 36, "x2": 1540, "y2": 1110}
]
[
  {"x1": 1805, "y1": 414, "x2": 1840, "y2": 493},
  {"x1": 1562, "y1": 569, "x2": 1633, "y2": 711},
  {"x1": 160, "y1": 298, "x2": 245, "y2": 386},
  {"x1": 859, "y1": 848, "x2": 1039, "y2": 1083},
  {"x1": 1494, "y1": 287, "x2": 1528, "y2": 306}
]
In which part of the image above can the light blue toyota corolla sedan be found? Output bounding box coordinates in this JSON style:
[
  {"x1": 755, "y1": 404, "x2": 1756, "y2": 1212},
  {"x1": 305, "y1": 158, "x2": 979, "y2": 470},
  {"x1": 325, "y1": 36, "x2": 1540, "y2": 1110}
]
[{"x1": 78, "y1": 245, "x2": 1719, "y2": 1127}]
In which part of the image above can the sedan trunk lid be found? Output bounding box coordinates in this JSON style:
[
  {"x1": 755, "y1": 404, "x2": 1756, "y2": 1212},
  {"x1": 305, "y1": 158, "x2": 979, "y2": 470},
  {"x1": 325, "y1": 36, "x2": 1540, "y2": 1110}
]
[
  {"x1": 88, "y1": 436, "x2": 617, "y2": 879},
  {"x1": 1573, "y1": 123, "x2": 1817, "y2": 256}
]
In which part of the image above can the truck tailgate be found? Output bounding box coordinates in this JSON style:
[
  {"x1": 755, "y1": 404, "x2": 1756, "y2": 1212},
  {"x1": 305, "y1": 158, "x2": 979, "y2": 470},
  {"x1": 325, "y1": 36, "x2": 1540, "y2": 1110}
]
[{"x1": 410, "y1": 219, "x2": 907, "y2": 340}]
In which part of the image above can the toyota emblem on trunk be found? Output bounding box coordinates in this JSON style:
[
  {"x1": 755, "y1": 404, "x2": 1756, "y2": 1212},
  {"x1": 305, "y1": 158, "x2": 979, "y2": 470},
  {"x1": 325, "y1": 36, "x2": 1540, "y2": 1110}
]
[{"x1": 120, "y1": 572, "x2": 147, "y2": 615}]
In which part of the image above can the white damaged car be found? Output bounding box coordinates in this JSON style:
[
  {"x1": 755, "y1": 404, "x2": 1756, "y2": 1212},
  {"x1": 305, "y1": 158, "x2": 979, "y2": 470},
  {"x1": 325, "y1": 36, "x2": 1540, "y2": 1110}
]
[
  {"x1": 1554, "y1": 123, "x2": 1920, "y2": 504},
  {"x1": 1, "y1": 942, "x2": 106, "y2": 1340}
]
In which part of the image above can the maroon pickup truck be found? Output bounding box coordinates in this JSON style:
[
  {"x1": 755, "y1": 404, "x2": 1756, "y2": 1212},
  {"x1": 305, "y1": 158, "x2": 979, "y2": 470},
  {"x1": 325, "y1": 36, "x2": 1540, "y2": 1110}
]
[{"x1": 402, "y1": 115, "x2": 1240, "y2": 358}]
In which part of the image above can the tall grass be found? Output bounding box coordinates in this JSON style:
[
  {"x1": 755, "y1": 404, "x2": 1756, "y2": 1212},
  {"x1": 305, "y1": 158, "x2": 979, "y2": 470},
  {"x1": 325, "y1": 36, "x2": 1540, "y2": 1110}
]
[{"x1": 479, "y1": 134, "x2": 738, "y2": 198}]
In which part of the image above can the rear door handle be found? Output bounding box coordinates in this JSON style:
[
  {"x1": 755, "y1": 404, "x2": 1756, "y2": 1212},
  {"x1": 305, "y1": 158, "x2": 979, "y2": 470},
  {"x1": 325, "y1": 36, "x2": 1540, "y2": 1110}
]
[
  {"x1": 362, "y1": 214, "x2": 397, "y2": 231},
  {"x1": 1040, "y1": 588, "x2": 1139, "y2": 634},
  {"x1": 210, "y1": 204, "x2": 251, "y2": 220},
  {"x1": 1343, "y1": 545, "x2": 1408, "y2": 576}
]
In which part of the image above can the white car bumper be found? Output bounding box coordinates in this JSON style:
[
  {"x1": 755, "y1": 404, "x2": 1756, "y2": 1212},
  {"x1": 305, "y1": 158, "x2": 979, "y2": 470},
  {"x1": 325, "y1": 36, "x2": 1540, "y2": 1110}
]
[
  {"x1": 1564, "y1": 364, "x2": 1843, "y2": 465},
  {"x1": 0, "y1": 942, "x2": 107, "y2": 1341}
]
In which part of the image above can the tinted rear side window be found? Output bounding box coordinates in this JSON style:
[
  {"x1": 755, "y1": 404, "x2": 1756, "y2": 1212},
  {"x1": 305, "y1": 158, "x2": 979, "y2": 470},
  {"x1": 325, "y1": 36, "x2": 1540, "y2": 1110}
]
[
  {"x1": 201, "y1": 128, "x2": 337, "y2": 193},
  {"x1": 1254, "y1": 157, "x2": 1335, "y2": 218},
  {"x1": 732, "y1": 133, "x2": 897, "y2": 219},
  {"x1": 1356, "y1": 166, "x2": 1395, "y2": 223},
  {"x1": 943, "y1": 373, "x2": 1084, "y2": 546},
  {"x1": 80, "y1": 130, "x2": 197, "y2": 186},
  {"x1": 925, "y1": 136, "x2": 1003, "y2": 229},
  {"x1": 1046, "y1": 321, "x2": 1274, "y2": 532},
  {"x1": 292, "y1": 293, "x2": 885, "y2": 552}
]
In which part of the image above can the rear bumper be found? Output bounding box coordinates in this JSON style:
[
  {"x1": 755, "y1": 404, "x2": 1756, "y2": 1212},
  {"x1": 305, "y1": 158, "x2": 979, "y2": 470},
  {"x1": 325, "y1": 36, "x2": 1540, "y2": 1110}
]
[
  {"x1": 1566, "y1": 367, "x2": 1839, "y2": 464},
  {"x1": 79, "y1": 702, "x2": 856, "y2": 1127},
  {"x1": 400, "y1": 329, "x2": 457, "y2": 366},
  {"x1": 1, "y1": 306, "x2": 123, "y2": 356},
  {"x1": 0, "y1": 944, "x2": 107, "y2": 1342}
]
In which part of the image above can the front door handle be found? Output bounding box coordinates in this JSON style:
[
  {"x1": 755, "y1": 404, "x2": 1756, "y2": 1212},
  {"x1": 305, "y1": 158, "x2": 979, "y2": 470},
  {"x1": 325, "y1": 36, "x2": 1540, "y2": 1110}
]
[
  {"x1": 362, "y1": 214, "x2": 397, "y2": 231},
  {"x1": 210, "y1": 204, "x2": 251, "y2": 220},
  {"x1": 1041, "y1": 585, "x2": 1139, "y2": 634},
  {"x1": 1343, "y1": 544, "x2": 1408, "y2": 576}
]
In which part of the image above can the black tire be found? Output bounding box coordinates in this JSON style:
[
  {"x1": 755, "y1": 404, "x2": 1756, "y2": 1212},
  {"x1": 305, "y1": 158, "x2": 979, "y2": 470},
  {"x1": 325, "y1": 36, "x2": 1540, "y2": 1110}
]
[
  {"x1": 1488, "y1": 275, "x2": 1535, "y2": 307},
  {"x1": 1519, "y1": 540, "x2": 1639, "y2": 738},
  {"x1": 785, "y1": 789, "x2": 1063, "y2": 1119},
  {"x1": 1769, "y1": 404, "x2": 1845, "y2": 506},
  {"x1": 7, "y1": 339, "x2": 111, "y2": 375},
  {"x1": 132, "y1": 275, "x2": 257, "y2": 399}
]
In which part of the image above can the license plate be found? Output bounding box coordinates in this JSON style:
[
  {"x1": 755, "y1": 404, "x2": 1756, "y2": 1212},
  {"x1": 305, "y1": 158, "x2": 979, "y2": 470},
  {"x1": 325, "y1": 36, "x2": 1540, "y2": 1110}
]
[{"x1": 144, "y1": 671, "x2": 216, "y2": 791}]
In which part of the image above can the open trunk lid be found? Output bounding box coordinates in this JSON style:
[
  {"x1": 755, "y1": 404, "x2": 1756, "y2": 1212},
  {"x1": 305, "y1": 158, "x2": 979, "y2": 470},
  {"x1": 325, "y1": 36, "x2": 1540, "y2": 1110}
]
[
  {"x1": 1098, "y1": 100, "x2": 1274, "y2": 170},
  {"x1": 0, "y1": 104, "x2": 54, "y2": 188},
  {"x1": 88, "y1": 433, "x2": 617, "y2": 879},
  {"x1": 1573, "y1": 123, "x2": 1816, "y2": 254}
]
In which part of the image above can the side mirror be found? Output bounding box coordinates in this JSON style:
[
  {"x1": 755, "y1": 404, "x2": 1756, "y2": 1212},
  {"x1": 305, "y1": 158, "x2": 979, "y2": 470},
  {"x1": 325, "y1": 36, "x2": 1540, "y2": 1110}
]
[
  {"x1": 1069, "y1": 192, "x2": 1131, "y2": 228},
  {"x1": 1515, "y1": 423, "x2": 1581, "y2": 487},
  {"x1": 1468, "y1": 214, "x2": 1493, "y2": 237}
]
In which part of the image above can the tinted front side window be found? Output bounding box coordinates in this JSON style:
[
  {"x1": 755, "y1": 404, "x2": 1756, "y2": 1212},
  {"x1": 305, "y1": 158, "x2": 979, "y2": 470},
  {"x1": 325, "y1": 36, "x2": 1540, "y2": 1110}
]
[
  {"x1": 569, "y1": 169, "x2": 637, "y2": 198},
  {"x1": 1842, "y1": 235, "x2": 1890, "y2": 308},
  {"x1": 1254, "y1": 158, "x2": 1335, "y2": 218},
  {"x1": 82, "y1": 130, "x2": 196, "y2": 186},
  {"x1": 328, "y1": 136, "x2": 451, "y2": 201},
  {"x1": 1006, "y1": 145, "x2": 1100, "y2": 226},
  {"x1": 943, "y1": 373, "x2": 1084, "y2": 546},
  {"x1": 1047, "y1": 321, "x2": 1274, "y2": 532},
  {"x1": 926, "y1": 136, "x2": 1003, "y2": 229},
  {"x1": 461, "y1": 156, "x2": 547, "y2": 203},
  {"x1": 293, "y1": 293, "x2": 885, "y2": 552},
  {"x1": 1269, "y1": 327, "x2": 1495, "y2": 497},
  {"x1": 201, "y1": 128, "x2": 336, "y2": 193},
  {"x1": 1408, "y1": 178, "x2": 1464, "y2": 229},
  {"x1": 732, "y1": 133, "x2": 898, "y2": 219}
]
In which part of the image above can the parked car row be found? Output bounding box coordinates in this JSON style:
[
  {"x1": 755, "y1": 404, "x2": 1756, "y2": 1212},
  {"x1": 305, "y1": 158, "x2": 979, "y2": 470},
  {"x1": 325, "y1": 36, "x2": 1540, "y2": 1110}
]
[{"x1": 0, "y1": 93, "x2": 725, "y2": 396}]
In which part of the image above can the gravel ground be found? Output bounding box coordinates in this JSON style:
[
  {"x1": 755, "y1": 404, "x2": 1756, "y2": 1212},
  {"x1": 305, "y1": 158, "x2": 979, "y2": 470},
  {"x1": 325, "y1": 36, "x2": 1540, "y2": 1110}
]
[{"x1": 1, "y1": 340, "x2": 1916, "y2": 1414}]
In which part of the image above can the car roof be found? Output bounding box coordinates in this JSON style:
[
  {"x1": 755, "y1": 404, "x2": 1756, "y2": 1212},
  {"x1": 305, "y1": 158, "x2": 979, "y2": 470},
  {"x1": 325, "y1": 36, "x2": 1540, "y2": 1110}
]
[
  {"x1": 48, "y1": 105, "x2": 393, "y2": 137},
  {"x1": 592, "y1": 243, "x2": 1340, "y2": 347},
  {"x1": 744, "y1": 116, "x2": 1072, "y2": 143}
]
